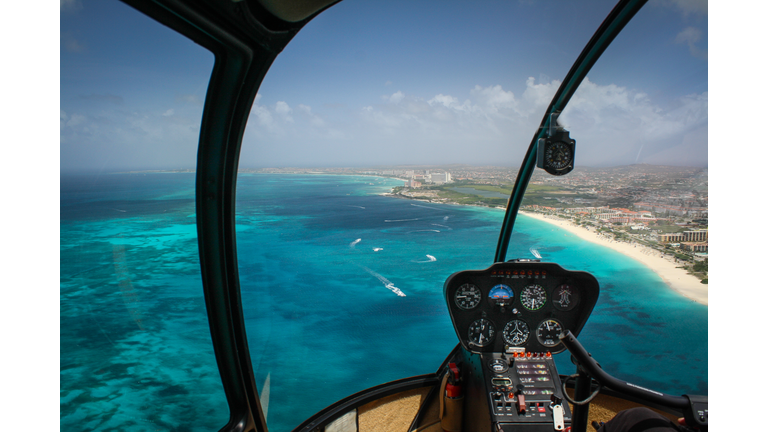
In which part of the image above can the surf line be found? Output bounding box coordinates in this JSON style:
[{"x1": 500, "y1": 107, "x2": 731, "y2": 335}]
[{"x1": 356, "y1": 264, "x2": 406, "y2": 297}]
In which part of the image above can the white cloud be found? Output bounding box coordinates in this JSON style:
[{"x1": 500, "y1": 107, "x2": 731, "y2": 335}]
[
  {"x1": 176, "y1": 94, "x2": 203, "y2": 106},
  {"x1": 61, "y1": 32, "x2": 85, "y2": 53},
  {"x1": 239, "y1": 77, "x2": 707, "y2": 168},
  {"x1": 386, "y1": 91, "x2": 405, "y2": 104},
  {"x1": 560, "y1": 78, "x2": 707, "y2": 166},
  {"x1": 275, "y1": 101, "x2": 292, "y2": 115},
  {"x1": 60, "y1": 0, "x2": 82, "y2": 12},
  {"x1": 298, "y1": 104, "x2": 326, "y2": 127},
  {"x1": 675, "y1": 27, "x2": 707, "y2": 59},
  {"x1": 162, "y1": 109, "x2": 174, "y2": 117},
  {"x1": 669, "y1": 0, "x2": 707, "y2": 16},
  {"x1": 651, "y1": 0, "x2": 707, "y2": 17}
]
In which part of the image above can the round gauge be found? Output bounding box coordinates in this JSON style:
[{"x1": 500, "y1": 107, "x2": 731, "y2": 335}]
[
  {"x1": 454, "y1": 283, "x2": 482, "y2": 310},
  {"x1": 488, "y1": 284, "x2": 514, "y2": 307},
  {"x1": 552, "y1": 284, "x2": 579, "y2": 311},
  {"x1": 502, "y1": 320, "x2": 530, "y2": 346},
  {"x1": 468, "y1": 319, "x2": 495, "y2": 347},
  {"x1": 536, "y1": 319, "x2": 564, "y2": 347},
  {"x1": 545, "y1": 141, "x2": 573, "y2": 170},
  {"x1": 488, "y1": 359, "x2": 509, "y2": 374},
  {"x1": 520, "y1": 284, "x2": 547, "y2": 311}
]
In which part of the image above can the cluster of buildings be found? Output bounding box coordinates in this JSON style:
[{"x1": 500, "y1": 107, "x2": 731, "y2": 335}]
[
  {"x1": 658, "y1": 230, "x2": 709, "y2": 252},
  {"x1": 368, "y1": 169, "x2": 453, "y2": 187},
  {"x1": 530, "y1": 204, "x2": 708, "y2": 254}
]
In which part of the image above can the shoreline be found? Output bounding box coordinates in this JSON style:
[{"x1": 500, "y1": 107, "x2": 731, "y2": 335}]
[{"x1": 520, "y1": 211, "x2": 708, "y2": 306}]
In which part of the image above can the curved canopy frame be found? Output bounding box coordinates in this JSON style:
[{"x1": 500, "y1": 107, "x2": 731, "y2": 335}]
[
  {"x1": 494, "y1": 0, "x2": 648, "y2": 263},
  {"x1": 118, "y1": 0, "x2": 336, "y2": 430}
]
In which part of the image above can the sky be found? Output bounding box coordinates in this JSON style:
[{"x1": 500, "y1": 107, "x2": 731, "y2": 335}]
[{"x1": 59, "y1": 0, "x2": 708, "y2": 172}]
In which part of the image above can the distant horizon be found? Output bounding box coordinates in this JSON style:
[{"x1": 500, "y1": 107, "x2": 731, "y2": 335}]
[{"x1": 60, "y1": 161, "x2": 708, "y2": 176}]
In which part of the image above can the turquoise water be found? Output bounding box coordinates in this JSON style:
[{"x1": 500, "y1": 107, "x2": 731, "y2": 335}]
[{"x1": 60, "y1": 173, "x2": 707, "y2": 431}]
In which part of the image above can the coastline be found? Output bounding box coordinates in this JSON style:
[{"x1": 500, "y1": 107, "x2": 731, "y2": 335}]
[{"x1": 520, "y1": 211, "x2": 708, "y2": 306}]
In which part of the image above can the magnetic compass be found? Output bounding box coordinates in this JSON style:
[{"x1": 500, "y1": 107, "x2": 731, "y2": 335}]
[
  {"x1": 536, "y1": 117, "x2": 576, "y2": 176},
  {"x1": 544, "y1": 141, "x2": 573, "y2": 170}
]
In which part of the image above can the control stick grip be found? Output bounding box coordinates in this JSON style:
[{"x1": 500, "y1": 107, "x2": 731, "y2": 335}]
[{"x1": 559, "y1": 330, "x2": 690, "y2": 409}]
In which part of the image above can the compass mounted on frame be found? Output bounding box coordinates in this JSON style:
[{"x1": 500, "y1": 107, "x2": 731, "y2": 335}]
[{"x1": 537, "y1": 113, "x2": 576, "y2": 176}]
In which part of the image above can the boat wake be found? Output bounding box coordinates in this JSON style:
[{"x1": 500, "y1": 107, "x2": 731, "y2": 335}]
[
  {"x1": 412, "y1": 254, "x2": 437, "y2": 263},
  {"x1": 358, "y1": 265, "x2": 406, "y2": 297},
  {"x1": 346, "y1": 205, "x2": 366, "y2": 209},
  {"x1": 349, "y1": 238, "x2": 362, "y2": 248},
  {"x1": 530, "y1": 247, "x2": 542, "y2": 259},
  {"x1": 385, "y1": 218, "x2": 420, "y2": 222},
  {"x1": 373, "y1": 247, "x2": 383, "y2": 252},
  {"x1": 431, "y1": 223, "x2": 452, "y2": 230},
  {"x1": 410, "y1": 203, "x2": 443, "y2": 211},
  {"x1": 408, "y1": 230, "x2": 440, "y2": 233}
]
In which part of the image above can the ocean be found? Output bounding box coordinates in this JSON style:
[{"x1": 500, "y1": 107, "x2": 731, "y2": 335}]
[{"x1": 60, "y1": 172, "x2": 707, "y2": 431}]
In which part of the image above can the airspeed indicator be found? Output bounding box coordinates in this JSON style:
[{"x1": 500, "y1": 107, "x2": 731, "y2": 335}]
[{"x1": 521, "y1": 284, "x2": 547, "y2": 310}]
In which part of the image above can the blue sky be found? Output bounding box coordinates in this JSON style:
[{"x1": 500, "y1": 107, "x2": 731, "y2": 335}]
[{"x1": 60, "y1": 0, "x2": 708, "y2": 172}]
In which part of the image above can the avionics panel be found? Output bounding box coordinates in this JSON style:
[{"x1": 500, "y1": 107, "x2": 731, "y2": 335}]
[
  {"x1": 484, "y1": 352, "x2": 572, "y2": 427},
  {"x1": 444, "y1": 262, "x2": 599, "y2": 354}
]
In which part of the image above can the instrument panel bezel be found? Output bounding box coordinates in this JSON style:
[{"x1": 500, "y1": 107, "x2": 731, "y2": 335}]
[{"x1": 444, "y1": 262, "x2": 599, "y2": 354}]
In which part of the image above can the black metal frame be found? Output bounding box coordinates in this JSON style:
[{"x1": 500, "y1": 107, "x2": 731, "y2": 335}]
[
  {"x1": 117, "y1": 1, "x2": 332, "y2": 430},
  {"x1": 494, "y1": 0, "x2": 648, "y2": 263}
]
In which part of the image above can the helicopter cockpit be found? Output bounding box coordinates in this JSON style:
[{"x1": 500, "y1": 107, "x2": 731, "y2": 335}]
[{"x1": 58, "y1": 0, "x2": 709, "y2": 431}]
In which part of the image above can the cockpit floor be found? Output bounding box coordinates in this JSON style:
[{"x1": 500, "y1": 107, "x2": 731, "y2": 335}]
[{"x1": 351, "y1": 386, "x2": 680, "y2": 431}]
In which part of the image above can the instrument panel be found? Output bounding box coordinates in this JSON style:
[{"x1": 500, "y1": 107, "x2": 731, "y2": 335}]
[{"x1": 444, "y1": 261, "x2": 599, "y2": 354}]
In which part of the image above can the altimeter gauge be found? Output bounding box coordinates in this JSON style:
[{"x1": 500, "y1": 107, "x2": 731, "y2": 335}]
[
  {"x1": 455, "y1": 283, "x2": 482, "y2": 310},
  {"x1": 520, "y1": 284, "x2": 547, "y2": 311},
  {"x1": 468, "y1": 318, "x2": 495, "y2": 347},
  {"x1": 536, "y1": 319, "x2": 564, "y2": 347},
  {"x1": 502, "y1": 320, "x2": 530, "y2": 346}
]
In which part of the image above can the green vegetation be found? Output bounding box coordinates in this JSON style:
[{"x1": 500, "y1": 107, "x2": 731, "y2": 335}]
[
  {"x1": 687, "y1": 259, "x2": 708, "y2": 282},
  {"x1": 692, "y1": 260, "x2": 707, "y2": 273},
  {"x1": 653, "y1": 223, "x2": 687, "y2": 234},
  {"x1": 404, "y1": 185, "x2": 508, "y2": 207},
  {"x1": 463, "y1": 184, "x2": 514, "y2": 195},
  {"x1": 410, "y1": 183, "x2": 511, "y2": 207}
]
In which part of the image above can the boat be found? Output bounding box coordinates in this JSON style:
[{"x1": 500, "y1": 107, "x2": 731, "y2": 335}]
[{"x1": 59, "y1": 0, "x2": 709, "y2": 431}]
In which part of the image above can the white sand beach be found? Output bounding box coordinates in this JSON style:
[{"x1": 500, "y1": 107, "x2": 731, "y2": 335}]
[{"x1": 521, "y1": 211, "x2": 708, "y2": 306}]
